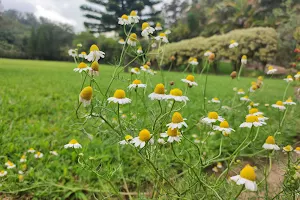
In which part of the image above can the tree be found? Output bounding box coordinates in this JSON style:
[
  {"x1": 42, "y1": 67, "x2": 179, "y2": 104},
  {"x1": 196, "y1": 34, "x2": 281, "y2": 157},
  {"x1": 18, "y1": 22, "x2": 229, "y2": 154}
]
[
  {"x1": 162, "y1": 0, "x2": 189, "y2": 27},
  {"x1": 80, "y1": 0, "x2": 161, "y2": 33}
]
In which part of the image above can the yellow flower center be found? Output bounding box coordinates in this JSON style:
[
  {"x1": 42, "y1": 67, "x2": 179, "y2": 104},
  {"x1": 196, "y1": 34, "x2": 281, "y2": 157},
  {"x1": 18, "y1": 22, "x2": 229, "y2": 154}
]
[
  {"x1": 154, "y1": 84, "x2": 165, "y2": 94},
  {"x1": 119, "y1": 39, "x2": 124, "y2": 42},
  {"x1": 242, "y1": 55, "x2": 247, "y2": 59},
  {"x1": 125, "y1": 135, "x2": 133, "y2": 141},
  {"x1": 7, "y1": 161, "x2": 13, "y2": 166},
  {"x1": 29, "y1": 148, "x2": 34, "y2": 151},
  {"x1": 193, "y1": 58, "x2": 198, "y2": 62},
  {"x1": 138, "y1": 46, "x2": 142, "y2": 50},
  {"x1": 188, "y1": 57, "x2": 194, "y2": 62},
  {"x1": 170, "y1": 88, "x2": 183, "y2": 96},
  {"x1": 238, "y1": 89, "x2": 244, "y2": 93},
  {"x1": 36, "y1": 152, "x2": 41, "y2": 156},
  {"x1": 268, "y1": 66, "x2": 273, "y2": 70},
  {"x1": 143, "y1": 64, "x2": 150, "y2": 69},
  {"x1": 240, "y1": 164, "x2": 256, "y2": 181},
  {"x1": 132, "y1": 79, "x2": 142, "y2": 84},
  {"x1": 220, "y1": 121, "x2": 229, "y2": 128},
  {"x1": 138, "y1": 129, "x2": 151, "y2": 141},
  {"x1": 0, "y1": 170, "x2": 5, "y2": 174},
  {"x1": 130, "y1": 11, "x2": 137, "y2": 16},
  {"x1": 80, "y1": 86, "x2": 93, "y2": 100},
  {"x1": 242, "y1": 95, "x2": 249, "y2": 99},
  {"x1": 172, "y1": 112, "x2": 184, "y2": 123},
  {"x1": 159, "y1": 32, "x2": 166, "y2": 37},
  {"x1": 186, "y1": 75, "x2": 195, "y2": 82},
  {"x1": 69, "y1": 139, "x2": 79, "y2": 144},
  {"x1": 156, "y1": 22, "x2": 161, "y2": 27},
  {"x1": 283, "y1": 145, "x2": 293, "y2": 152},
  {"x1": 21, "y1": 155, "x2": 26, "y2": 159},
  {"x1": 121, "y1": 14, "x2": 128, "y2": 20},
  {"x1": 286, "y1": 98, "x2": 293, "y2": 103},
  {"x1": 81, "y1": 51, "x2": 86, "y2": 55},
  {"x1": 78, "y1": 62, "x2": 87, "y2": 69},
  {"x1": 213, "y1": 97, "x2": 219, "y2": 101},
  {"x1": 295, "y1": 147, "x2": 300, "y2": 151},
  {"x1": 90, "y1": 44, "x2": 99, "y2": 52},
  {"x1": 246, "y1": 115, "x2": 259, "y2": 123},
  {"x1": 133, "y1": 67, "x2": 139, "y2": 72},
  {"x1": 91, "y1": 61, "x2": 99, "y2": 71},
  {"x1": 129, "y1": 33, "x2": 137, "y2": 41},
  {"x1": 265, "y1": 136, "x2": 275, "y2": 144},
  {"x1": 208, "y1": 112, "x2": 218, "y2": 119},
  {"x1": 258, "y1": 76, "x2": 263, "y2": 81},
  {"x1": 287, "y1": 75, "x2": 292, "y2": 79},
  {"x1": 276, "y1": 101, "x2": 283, "y2": 106},
  {"x1": 249, "y1": 108, "x2": 259, "y2": 114},
  {"x1": 167, "y1": 128, "x2": 179, "y2": 137},
  {"x1": 230, "y1": 40, "x2": 236, "y2": 44},
  {"x1": 113, "y1": 89, "x2": 126, "y2": 99},
  {"x1": 142, "y1": 22, "x2": 150, "y2": 30}
]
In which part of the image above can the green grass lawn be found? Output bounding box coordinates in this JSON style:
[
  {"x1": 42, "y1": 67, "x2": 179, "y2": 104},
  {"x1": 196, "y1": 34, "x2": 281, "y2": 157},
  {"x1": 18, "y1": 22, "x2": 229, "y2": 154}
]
[{"x1": 0, "y1": 58, "x2": 299, "y2": 199}]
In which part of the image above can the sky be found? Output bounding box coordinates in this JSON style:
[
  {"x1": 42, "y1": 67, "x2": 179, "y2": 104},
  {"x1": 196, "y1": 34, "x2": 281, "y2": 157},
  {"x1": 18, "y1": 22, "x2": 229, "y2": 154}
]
[{"x1": 1, "y1": 0, "x2": 171, "y2": 33}]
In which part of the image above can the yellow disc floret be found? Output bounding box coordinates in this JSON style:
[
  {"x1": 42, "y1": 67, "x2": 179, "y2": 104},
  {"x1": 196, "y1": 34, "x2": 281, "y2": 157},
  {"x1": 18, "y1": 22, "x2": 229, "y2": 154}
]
[
  {"x1": 78, "y1": 62, "x2": 87, "y2": 69},
  {"x1": 170, "y1": 88, "x2": 183, "y2": 96},
  {"x1": 154, "y1": 84, "x2": 165, "y2": 94},
  {"x1": 230, "y1": 40, "x2": 236, "y2": 44},
  {"x1": 208, "y1": 112, "x2": 218, "y2": 119},
  {"x1": 69, "y1": 139, "x2": 79, "y2": 144},
  {"x1": 130, "y1": 11, "x2": 137, "y2": 16},
  {"x1": 81, "y1": 51, "x2": 86, "y2": 55},
  {"x1": 172, "y1": 112, "x2": 184, "y2": 123},
  {"x1": 133, "y1": 67, "x2": 140, "y2": 72},
  {"x1": 80, "y1": 86, "x2": 93, "y2": 100},
  {"x1": 129, "y1": 33, "x2": 137, "y2": 41},
  {"x1": 159, "y1": 32, "x2": 166, "y2": 37},
  {"x1": 240, "y1": 164, "x2": 256, "y2": 181},
  {"x1": 133, "y1": 79, "x2": 142, "y2": 84},
  {"x1": 276, "y1": 101, "x2": 283, "y2": 106},
  {"x1": 113, "y1": 89, "x2": 126, "y2": 99},
  {"x1": 142, "y1": 22, "x2": 150, "y2": 30},
  {"x1": 125, "y1": 135, "x2": 133, "y2": 141},
  {"x1": 220, "y1": 121, "x2": 229, "y2": 128},
  {"x1": 265, "y1": 136, "x2": 275, "y2": 144},
  {"x1": 143, "y1": 64, "x2": 150, "y2": 69},
  {"x1": 242, "y1": 55, "x2": 247, "y2": 59},
  {"x1": 268, "y1": 66, "x2": 273, "y2": 70},
  {"x1": 283, "y1": 145, "x2": 293, "y2": 152},
  {"x1": 91, "y1": 61, "x2": 99, "y2": 71},
  {"x1": 246, "y1": 115, "x2": 259, "y2": 123},
  {"x1": 186, "y1": 75, "x2": 195, "y2": 82},
  {"x1": 167, "y1": 128, "x2": 179, "y2": 137},
  {"x1": 121, "y1": 14, "x2": 128, "y2": 20},
  {"x1": 139, "y1": 129, "x2": 151, "y2": 141},
  {"x1": 249, "y1": 108, "x2": 259, "y2": 114},
  {"x1": 90, "y1": 44, "x2": 99, "y2": 52},
  {"x1": 287, "y1": 75, "x2": 292, "y2": 79}
]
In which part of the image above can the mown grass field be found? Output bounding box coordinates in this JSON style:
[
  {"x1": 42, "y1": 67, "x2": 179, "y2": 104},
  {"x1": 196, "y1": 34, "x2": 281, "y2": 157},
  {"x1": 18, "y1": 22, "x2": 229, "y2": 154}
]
[{"x1": 0, "y1": 58, "x2": 299, "y2": 199}]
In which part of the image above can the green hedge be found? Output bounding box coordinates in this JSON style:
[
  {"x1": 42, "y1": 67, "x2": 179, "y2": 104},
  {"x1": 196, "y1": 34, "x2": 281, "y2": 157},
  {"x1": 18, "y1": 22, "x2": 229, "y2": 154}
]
[{"x1": 152, "y1": 27, "x2": 278, "y2": 68}]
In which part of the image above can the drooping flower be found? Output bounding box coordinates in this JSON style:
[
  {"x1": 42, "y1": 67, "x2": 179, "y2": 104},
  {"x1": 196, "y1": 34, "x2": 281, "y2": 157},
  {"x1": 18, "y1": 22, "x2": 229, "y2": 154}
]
[
  {"x1": 283, "y1": 97, "x2": 296, "y2": 105},
  {"x1": 188, "y1": 57, "x2": 198, "y2": 65},
  {"x1": 79, "y1": 86, "x2": 93, "y2": 107},
  {"x1": 240, "y1": 95, "x2": 251, "y2": 102},
  {"x1": 160, "y1": 128, "x2": 182, "y2": 143},
  {"x1": 20, "y1": 155, "x2": 26, "y2": 163},
  {"x1": 181, "y1": 75, "x2": 198, "y2": 86},
  {"x1": 131, "y1": 67, "x2": 140, "y2": 74},
  {"x1": 155, "y1": 22, "x2": 162, "y2": 30},
  {"x1": 141, "y1": 22, "x2": 155, "y2": 37},
  {"x1": 294, "y1": 147, "x2": 300, "y2": 154},
  {"x1": 262, "y1": 136, "x2": 280, "y2": 150},
  {"x1": 213, "y1": 120, "x2": 235, "y2": 136},
  {"x1": 247, "y1": 108, "x2": 263, "y2": 116},
  {"x1": 85, "y1": 44, "x2": 105, "y2": 62},
  {"x1": 127, "y1": 33, "x2": 138, "y2": 46},
  {"x1": 283, "y1": 75, "x2": 293, "y2": 83},
  {"x1": 247, "y1": 101, "x2": 259, "y2": 109},
  {"x1": 0, "y1": 170, "x2": 8, "y2": 177},
  {"x1": 140, "y1": 64, "x2": 150, "y2": 72},
  {"x1": 78, "y1": 51, "x2": 87, "y2": 58},
  {"x1": 240, "y1": 115, "x2": 266, "y2": 128},
  {"x1": 128, "y1": 10, "x2": 139, "y2": 24},
  {"x1": 230, "y1": 164, "x2": 257, "y2": 191},
  {"x1": 27, "y1": 148, "x2": 35, "y2": 153},
  {"x1": 137, "y1": 46, "x2": 143, "y2": 54},
  {"x1": 267, "y1": 66, "x2": 277, "y2": 74},
  {"x1": 201, "y1": 112, "x2": 224, "y2": 124},
  {"x1": 249, "y1": 84, "x2": 258, "y2": 93},
  {"x1": 89, "y1": 61, "x2": 99, "y2": 76},
  {"x1": 294, "y1": 72, "x2": 300, "y2": 79},
  {"x1": 119, "y1": 135, "x2": 133, "y2": 145},
  {"x1": 257, "y1": 115, "x2": 269, "y2": 122},
  {"x1": 204, "y1": 50, "x2": 212, "y2": 57},
  {"x1": 271, "y1": 101, "x2": 286, "y2": 111},
  {"x1": 237, "y1": 89, "x2": 245, "y2": 95},
  {"x1": 131, "y1": 129, "x2": 154, "y2": 148},
  {"x1": 108, "y1": 89, "x2": 131, "y2": 104},
  {"x1": 241, "y1": 55, "x2": 247, "y2": 64},
  {"x1": 34, "y1": 151, "x2": 44, "y2": 159},
  {"x1": 229, "y1": 40, "x2": 239, "y2": 48},
  {"x1": 211, "y1": 97, "x2": 220, "y2": 103},
  {"x1": 64, "y1": 139, "x2": 82, "y2": 149},
  {"x1": 148, "y1": 83, "x2": 167, "y2": 100},
  {"x1": 5, "y1": 161, "x2": 16, "y2": 169},
  {"x1": 166, "y1": 88, "x2": 189, "y2": 102},
  {"x1": 166, "y1": 112, "x2": 187, "y2": 130},
  {"x1": 118, "y1": 38, "x2": 126, "y2": 45},
  {"x1": 118, "y1": 14, "x2": 130, "y2": 25},
  {"x1": 73, "y1": 62, "x2": 89, "y2": 73},
  {"x1": 128, "y1": 79, "x2": 146, "y2": 90},
  {"x1": 155, "y1": 33, "x2": 168, "y2": 43}
]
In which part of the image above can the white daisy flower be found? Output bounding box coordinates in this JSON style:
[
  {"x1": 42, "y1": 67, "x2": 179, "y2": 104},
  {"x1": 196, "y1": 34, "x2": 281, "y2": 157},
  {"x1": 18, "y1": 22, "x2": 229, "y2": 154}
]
[
  {"x1": 160, "y1": 128, "x2": 182, "y2": 143},
  {"x1": 230, "y1": 164, "x2": 257, "y2": 191},
  {"x1": 213, "y1": 120, "x2": 235, "y2": 136},
  {"x1": 131, "y1": 129, "x2": 154, "y2": 148},
  {"x1": 107, "y1": 89, "x2": 131, "y2": 104},
  {"x1": 140, "y1": 64, "x2": 150, "y2": 72},
  {"x1": 118, "y1": 38, "x2": 126, "y2": 45},
  {"x1": 64, "y1": 139, "x2": 82, "y2": 149},
  {"x1": 128, "y1": 79, "x2": 147, "y2": 90},
  {"x1": 85, "y1": 44, "x2": 105, "y2": 62},
  {"x1": 181, "y1": 75, "x2": 198, "y2": 86},
  {"x1": 127, "y1": 33, "x2": 138, "y2": 46},
  {"x1": 201, "y1": 112, "x2": 224, "y2": 124},
  {"x1": 68, "y1": 49, "x2": 77, "y2": 57},
  {"x1": 247, "y1": 102, "x2": 259, "y2": 109},
  {"x1": 148, "y1": 83, "x2": 167, "y2": 100},
  {"x1": 262, "y1": 136, "x2": 280, "y2": 150},
  {"x1": 27, "y1": 148, "x2": 35, "y2": 153},
  {"x1": 229, "y1": 40, "x2": 239, "y2": 48},
  {"x1": 0, "y1": 170, "x2": 7, "y2": 177},
  {"x1": 271, "y1": 101, "x2": 286, "y2": 111},
  {"x1": 294, "y1": 72, "x2": 300, "y2": 79},
  {"x1": 283, "y1": 97, "x2": 296, "y2": 105},
  {"x1": 157, "y1": 138, "x2": 166, "y2": 144},
  {"x1": 73, "y1": 62, "x2": 89, "y2": 73},
  {"x1": 78, "y1": 51, "x2": 87, "y2": 58},
  {"x1": 50, "y1": 151, "x2": 59, "y2": 156},
  {"x1": 128, "y1": 11, "x2": 139, "y2": 24},
  {"x1": 294, "y1": 147, "x2": 300, "y2": 154},
  {"x1": 34, "y1": 152, "x2": 43, "y2": 159},
  {"x1": 241, "y1": 55, "x2": 247, "y2": 65},
  {"x1": 239, "y1": 115, "x2": 266, "y2": 128},
  {"x1": 118, "y1": 14, "x2": 130, "y2": 25},
  {"x1": 155, "y1": 22, "x2": 163, "y2": 31},
  {"x1": 137, "y1": 46, "x2": 143, "y2": 54},
  {"x1": 141, "y1": 22, "x2": 155, "y2": 37},
  {"x1": 204, "y1": 50, "x2": 212, "y2": 57},
  {"x1": 166, "y1": 88, "x2": 189, "y2": 103},
  {"x1": 20, "y1": 155, "x2": 26, "y2": 163},
  {"x1": 247, "y1": 108, "x2": 263, "y2": 116},
  {"x1": 188, "y1": 57, "x2": 198, "y2": 65},
  {"x1": 165, "y1": 30, "x2": 171, "y2": 35},
  {"x1": 283, "y1": 145, "x2": 293, "y2": 153},
  {"x1": 5, "y1": 161, "x2": 16, "y2": 169},
  {"x1": 267, "y1": 66, "x2": 277, "y2": 74},
  {"x1": 211, "y1": 97, "x2": 220, "y2": 103},
  {"x1": 79, "y1": 86, "x2": 93, "y2": 107},
  {"x1": 119, "y1": 135, "x2": 133, "y2": 145},
  {"x1": 166, "y1": 112, "x2": 187, "y2": 130},
  {"x1": 240, "y1": 96, "x2": 251, "y2": 102},
  {"x1": 131, "y1": 67, "x2": 140, "y2": 74},
  {"x1": 257, "y1": 115, "x2": 269, "y2": 122},
  {"x1": 155, "y1": 33, "x2": 168, "y2": 43},
  {"x1": 237, "y1": 89, "x2": 245, "y2": 95},
  {"x1": 283, "y1": 75, "x2": 293, "y2": 83}
]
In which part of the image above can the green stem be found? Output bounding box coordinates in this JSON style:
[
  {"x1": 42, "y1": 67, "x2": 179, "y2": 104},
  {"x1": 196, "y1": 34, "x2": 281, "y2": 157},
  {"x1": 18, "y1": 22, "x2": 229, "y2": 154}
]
[
  {"x1": 117, "y1": 104, "x2": 123, "y2": 135},
  {"x1": 234, "y1": 185, "x2": 245, "y2": 199}
]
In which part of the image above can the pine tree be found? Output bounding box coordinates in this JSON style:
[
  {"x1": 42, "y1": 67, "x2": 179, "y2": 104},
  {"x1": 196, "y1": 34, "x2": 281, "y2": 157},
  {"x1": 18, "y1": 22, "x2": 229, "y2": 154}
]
[{"x1": 80, "y1": 0, "x2": 161, "y2": 33}]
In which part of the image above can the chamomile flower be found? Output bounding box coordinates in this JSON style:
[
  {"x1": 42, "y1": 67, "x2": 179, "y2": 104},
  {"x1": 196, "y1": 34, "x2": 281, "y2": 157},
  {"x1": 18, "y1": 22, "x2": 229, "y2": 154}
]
[
  {"x1": 240, "y1": 115, "x2": 266, "y2": 128},
  {"x1": 160, "y1": 128, "x2": 182, "y2": 143},
  {"x1": 262, "y1": 136, "x2": 280, "y2": 150},
  {"x1": 212, "y1": 166, "x2": 219, "y2": 173},
  {"x1": 141, "y1": 22, "x2": 155, "y2": 37},
  {"x1": 128, "y1": 11, "x2": 139, "y2": 24},
  {"x1": 131, "y1": 129, "x2": 154, "y2": 148},
  {"x1": 27, "y1": 148, "x2": 35, "y2": 153},
  {"x1": 118, "y1": 14, "x2": 130, "y2": 25},
  {"x1": 89, "y1": 61, "x2": 99, "y2": 76},
  {"x1": 240, "y1": 95, "x2": 251, "y2": 102},
  {"x1": 137, "y1": 46, "x2": 143, "y2": 54},
  {"x1": 217, "y1": 162, "x2": 223, "y2": 169},
  {"x1": 247, "y1": 108, "x2": 263, "y2": 116},
  {"x1": 237, "y1": 89, "x2": 245, "y2": 95},
  {"x1": 165, "y1": 29, "x2": 171, "y2": 34},
  {"x1": 211, "y1": 97, "x2": 220, "y2": 103},
  {"x1": 249, "y1": 84, "x2": 258, "y2": 93},
  {"x1": 294, "y1": 72, "x2": 300, "y2": 79},
  {"x1": 241, "y1": 55, "x2": 247, "y2": 64},
  {"x1": 50, "y1": 151, "x2": 59, "y2": 156},
  {"x1": 34, "y1": 152, "x2": 43, "y2": 159},
  {"x1": 128, "y1": 79, "x2": 146, "y2": 90},
  {"x1": 0, "y1": 170, "x2": 7, "y2": 177},
  {"x1": 5, "y1": 161, "x2": 16, "y2": 169},
  {"x1": 148, "y1": 83, "x2": 167, "y2": 100},
  {"x1": 118, "y1": 38, "x2": 125, "y2": 45},
  {"x1": 157, "y1": 138, "x2": 166, "y2": 144},
  {"x1": 73, "y1": 62, "x2": 89, "y2": 73},
  {"x1": 155, "y1": 22, "x2": 162, "y2": 30},
  {"x1": 230, "y1": 164, "x2": 257, "y2": 191},
  {"x1": 108, "y1": 89, "x2": 131, "y2": 104},
  {"x1": 127, "y1": 33, "x2": 138, "y2": 46},
  {"x1": 68, "y1": 49, "x2": 77, "y2": 57},
  {"x1": 181, "y1": 75, "x2": 198, "y2": 86},
  {"x1": 86, "y1": 44, "x2": 105, "y2": 62},
  {"x1": 79, "y1": 86, "x2": 93, "y2": 107},
  {"x1": 283, "y1": 97, "x2": 296, "y2": 105},
  {"x1": 204, "y1": 50, "x2": 212, "y2": 57},
  {"x1": 247, "y1": 102, "x2": 259, "y2": 109},
  {"x1": 257, "y1": 115, "x2": 269, "y2": 122},
  {"x1": 283, "y1": 145, "x2": 293, "y2": 152},
  {"x1": 20, "y1": 155, "x2": 26, "y2": 163},
  {"x1": 64, "y1": 139, "x2": 82, "y2": 149},
  {"x1": 229, "y1": 40, "x2": 238, "y2": 48},
  {"x1": 131, "y1": 67, "x2": 140, "y2": 74},
  {"x1": 272, "y1": 101, "x2": 286, "y2": 110},
  {"x1": 140, "y1": 64, "x2": 150, "y2": 72},
  {"x1": 166, "y1": 112, "x2": 187, "y2": 130},
  {"x1": 78, "y1": 51, "x2": 87, "y2": 58},
  {"x1": 188, "y1": 57, "x2": 198, "y2": 65},
  {"x1": 294, "y1": 147, "x2": 300, "y2": 154},
  {"x1": 267, "y1": 66, "x2": 277, "y2": 74},
  {"x1": 201, "y1": 112, "x2": 224, "y2": 124},
  {"x1": 119, "y1": 135, "x2": 133, "y2": 145},
  {"x1": 155, "y1": 33, "x2": 168, "y2": 43},
  {"x1": 166, "y1": 88, "x2": 189, "y2": 102},
  {"x1": 283, "y1": 75, "x2": 293, "y2": 82},
  {"x1": 213, "y1": 120, "x2": 235, "y2": 136}
]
